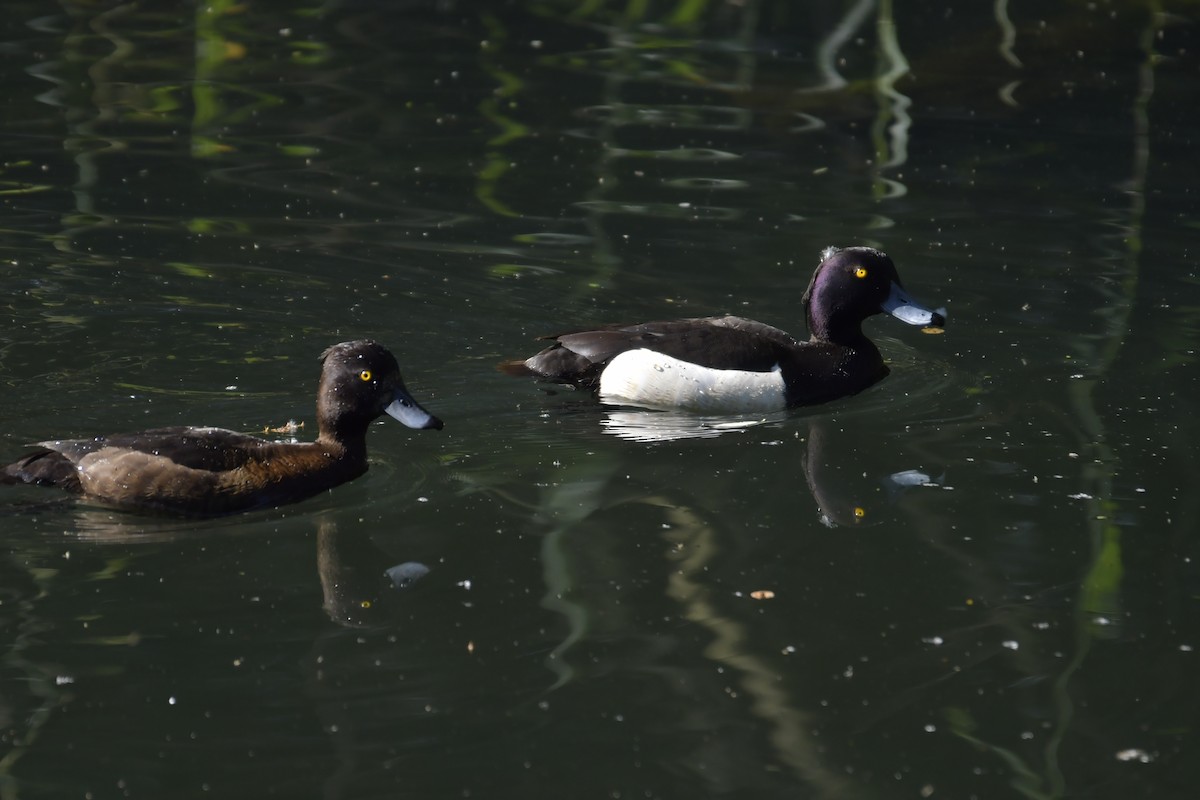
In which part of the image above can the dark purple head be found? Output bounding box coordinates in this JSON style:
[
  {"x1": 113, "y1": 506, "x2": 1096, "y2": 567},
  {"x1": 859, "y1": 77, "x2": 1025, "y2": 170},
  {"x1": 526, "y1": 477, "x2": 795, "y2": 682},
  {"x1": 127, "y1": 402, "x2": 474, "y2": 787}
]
[{"x1": 802, "y1": 247, "x2": 945, "y2": 342}]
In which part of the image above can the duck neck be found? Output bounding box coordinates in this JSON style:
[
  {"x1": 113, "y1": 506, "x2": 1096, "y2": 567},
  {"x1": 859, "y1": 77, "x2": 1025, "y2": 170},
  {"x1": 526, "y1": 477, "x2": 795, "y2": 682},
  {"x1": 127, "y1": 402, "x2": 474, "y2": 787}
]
[
  {"x1": 315, "y1": 405, "x2": 372, "y2": 463},
  {"x1": 807, "y1": 300, "x2": 868, "y2": 346},
  {"x1": 316, "y1": 428, "x2": 368, "y2": 459}
]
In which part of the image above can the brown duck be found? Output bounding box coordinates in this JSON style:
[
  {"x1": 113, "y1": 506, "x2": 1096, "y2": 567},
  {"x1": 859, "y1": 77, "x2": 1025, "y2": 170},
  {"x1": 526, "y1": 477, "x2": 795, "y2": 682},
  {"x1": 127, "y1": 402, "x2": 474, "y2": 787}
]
[{"x1": 2, "y1": 340, "x2": 443, "y2": 517}]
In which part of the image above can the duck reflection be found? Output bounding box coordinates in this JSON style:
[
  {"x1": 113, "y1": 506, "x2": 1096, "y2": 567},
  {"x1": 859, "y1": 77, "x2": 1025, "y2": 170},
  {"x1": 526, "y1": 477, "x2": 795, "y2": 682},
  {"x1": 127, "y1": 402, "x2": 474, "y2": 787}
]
[
  {"x1": 598, "y1": 407, "x2": 939, "y2": 527},
  {"x1": 10, "y1": 506, "x2": 435, "y2": 629},
  {"x1": 801, "y1": 416, "x2": 939, "y2": 527},
  {"x1": 600, "y1": 408, "x2": 787, "y2": 442},
  {"x1": 316, "y1": 518, "x2": 430, "y2": 628}
]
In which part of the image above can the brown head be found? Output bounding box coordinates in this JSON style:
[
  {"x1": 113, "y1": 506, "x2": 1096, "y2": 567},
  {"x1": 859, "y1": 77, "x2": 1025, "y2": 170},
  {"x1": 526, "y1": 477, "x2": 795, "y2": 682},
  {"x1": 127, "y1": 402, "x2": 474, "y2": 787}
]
[{"x1": 316, "y1": 340, "x2": 443, "y2": 444}]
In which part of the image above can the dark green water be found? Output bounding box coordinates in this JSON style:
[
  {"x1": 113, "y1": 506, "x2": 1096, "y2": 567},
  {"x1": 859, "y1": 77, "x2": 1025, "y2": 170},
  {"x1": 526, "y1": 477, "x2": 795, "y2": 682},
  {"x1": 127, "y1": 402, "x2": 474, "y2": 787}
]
[{"x1": 2, "y1": 2, "x2": 1197, "y2": 798}]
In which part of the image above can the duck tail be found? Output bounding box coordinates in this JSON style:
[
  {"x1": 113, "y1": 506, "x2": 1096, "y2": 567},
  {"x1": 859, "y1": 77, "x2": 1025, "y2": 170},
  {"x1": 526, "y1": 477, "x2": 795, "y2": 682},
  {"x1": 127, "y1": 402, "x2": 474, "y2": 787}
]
[
  {"x1": 3, "y1": 449, "x2": 82, "y2": 491},
  {"x1": 497, "y1": 359, "x2": 535, "y2": 378}
]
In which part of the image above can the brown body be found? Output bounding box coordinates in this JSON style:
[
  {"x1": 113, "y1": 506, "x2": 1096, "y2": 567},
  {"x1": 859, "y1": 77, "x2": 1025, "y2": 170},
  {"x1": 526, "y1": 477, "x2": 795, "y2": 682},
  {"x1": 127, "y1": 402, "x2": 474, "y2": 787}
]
[{"x1": 2, "y1": 341, "x2": 443, "y2": 517}]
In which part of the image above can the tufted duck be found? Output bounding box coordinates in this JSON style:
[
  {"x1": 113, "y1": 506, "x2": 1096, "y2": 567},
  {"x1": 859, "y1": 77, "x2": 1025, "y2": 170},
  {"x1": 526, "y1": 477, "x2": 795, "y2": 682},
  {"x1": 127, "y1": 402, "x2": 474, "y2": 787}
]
[
  {"x1": 501, "y1": 246, "x2": 945, "y2": 412},
  {"x1": 2, "y1": 340, "x2": 443, "y2": 516}
]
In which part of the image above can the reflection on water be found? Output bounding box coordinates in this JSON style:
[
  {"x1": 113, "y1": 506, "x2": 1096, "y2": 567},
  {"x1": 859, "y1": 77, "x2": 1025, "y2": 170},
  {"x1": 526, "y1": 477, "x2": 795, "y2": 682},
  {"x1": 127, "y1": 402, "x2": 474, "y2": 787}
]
[
  {"x1": 598, "y1": 408, "x2": 945, "y2": 527},
  {"x1": 517, "y1": 408, "x2": 959, "y2": 795},
  {"x1": 316, "y1": 517, "x2": 431, "y2": 629},
  {"x1": 801, "y1": 417, "x2": 945, "y2": 528},
  {"x1": 600, "y1": 408, "x2": 784, "y2": 442}
]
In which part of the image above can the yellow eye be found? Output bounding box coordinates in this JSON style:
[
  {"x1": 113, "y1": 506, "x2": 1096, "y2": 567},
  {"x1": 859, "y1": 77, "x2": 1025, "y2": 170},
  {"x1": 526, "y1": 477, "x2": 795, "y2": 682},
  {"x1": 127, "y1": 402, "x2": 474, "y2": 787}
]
[
  {"x1": 359, "y1": 370, "x2": 372, "y2": 382},
  {"x1": 854, "y1": 267, "x2": 868, "y2": 279},
  {"x1": 853, "y1": 506, "x2": 866, "y2": 519}
]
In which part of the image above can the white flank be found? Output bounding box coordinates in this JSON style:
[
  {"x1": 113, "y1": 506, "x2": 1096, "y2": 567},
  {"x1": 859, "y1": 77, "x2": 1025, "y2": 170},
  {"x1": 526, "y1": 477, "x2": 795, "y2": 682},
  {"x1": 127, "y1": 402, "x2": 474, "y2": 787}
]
[{"x1": 598, "y1": 349, "x2": 786, "y2": 413}]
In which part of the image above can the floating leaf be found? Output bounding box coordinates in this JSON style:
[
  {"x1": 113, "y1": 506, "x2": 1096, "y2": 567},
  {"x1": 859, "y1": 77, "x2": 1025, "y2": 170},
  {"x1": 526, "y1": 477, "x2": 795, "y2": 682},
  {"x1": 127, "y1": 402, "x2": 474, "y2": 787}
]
[{"x1": 279, "y1": 144, "x2": 321, "y2": 157}]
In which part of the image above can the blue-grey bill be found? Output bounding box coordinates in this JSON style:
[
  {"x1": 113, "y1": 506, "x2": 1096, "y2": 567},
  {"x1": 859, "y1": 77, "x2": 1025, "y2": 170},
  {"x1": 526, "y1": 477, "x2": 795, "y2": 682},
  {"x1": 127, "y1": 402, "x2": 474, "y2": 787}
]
[
  {"x1": 385, "y1": 388, "x2": 444, "y2": 430},
  {"x1": 882, "y1": 282, "x2": 947, "y2": 328},
  {"x1": 385, "y1": 561, "x2": 431, "y2": 589}
]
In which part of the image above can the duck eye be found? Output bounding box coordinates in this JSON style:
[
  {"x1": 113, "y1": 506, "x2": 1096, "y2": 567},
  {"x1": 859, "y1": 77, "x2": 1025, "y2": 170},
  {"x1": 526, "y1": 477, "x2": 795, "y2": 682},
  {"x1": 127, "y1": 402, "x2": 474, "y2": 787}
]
[
  {"x1": 854, "y1": 267, "x2": 868, "y2": 279},
  {"x1": 359, "y1": 370, "x2": 373, "y2": 382},
  {"x1": 853, "y1": 506, "x2": 866, "y2": 519}
]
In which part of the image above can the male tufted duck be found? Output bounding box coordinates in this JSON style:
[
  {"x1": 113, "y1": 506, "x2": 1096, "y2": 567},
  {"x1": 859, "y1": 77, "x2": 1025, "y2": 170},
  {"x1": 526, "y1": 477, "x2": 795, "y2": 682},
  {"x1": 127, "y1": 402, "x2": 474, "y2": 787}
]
[
  {"x1": 501, "y1": 246, "x2": 945, "y2": 412},
  {"x1": 2, "y1": 340, "x2": 443, "y2": 516}
]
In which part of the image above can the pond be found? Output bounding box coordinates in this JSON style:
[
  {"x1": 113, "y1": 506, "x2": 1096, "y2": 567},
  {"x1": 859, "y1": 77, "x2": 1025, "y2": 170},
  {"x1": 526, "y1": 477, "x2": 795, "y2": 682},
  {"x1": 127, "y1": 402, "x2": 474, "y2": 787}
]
[{"x1": 1, "y1": 2, "x2": 1197, "y2": 798}]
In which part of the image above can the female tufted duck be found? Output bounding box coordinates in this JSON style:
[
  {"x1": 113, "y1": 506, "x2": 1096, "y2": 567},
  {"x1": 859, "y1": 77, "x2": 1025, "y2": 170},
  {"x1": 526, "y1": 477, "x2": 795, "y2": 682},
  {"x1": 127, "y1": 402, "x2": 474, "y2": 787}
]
[
  {"x1": 501, "y1": 246, "x2": 945, "y2": 412},
  {"x1": 2, "y1": 340, "x2": 443, "y2": 516}
]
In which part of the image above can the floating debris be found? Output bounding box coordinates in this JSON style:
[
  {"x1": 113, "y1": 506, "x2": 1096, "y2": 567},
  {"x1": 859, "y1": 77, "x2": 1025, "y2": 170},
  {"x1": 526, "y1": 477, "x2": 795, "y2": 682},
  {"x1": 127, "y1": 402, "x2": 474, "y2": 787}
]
[{"x1": 1115, "y1": 748, "x2": 1154, "y2": 763}]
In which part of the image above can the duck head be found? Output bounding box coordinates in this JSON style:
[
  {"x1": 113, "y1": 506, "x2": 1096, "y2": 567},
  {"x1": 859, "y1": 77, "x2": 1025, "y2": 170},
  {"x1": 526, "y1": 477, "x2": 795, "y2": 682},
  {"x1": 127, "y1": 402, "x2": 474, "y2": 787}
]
[
  {"x1": 317, "y1": 340, "x2": 443, "y2": 441},
  {"x1": 803, "y1": 246, "x2": 946, "y2": 342}
]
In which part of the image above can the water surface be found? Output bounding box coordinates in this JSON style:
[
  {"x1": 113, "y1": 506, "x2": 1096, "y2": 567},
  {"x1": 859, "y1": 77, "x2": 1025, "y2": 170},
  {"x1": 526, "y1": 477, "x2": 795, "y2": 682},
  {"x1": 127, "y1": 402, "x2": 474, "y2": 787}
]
[{"x1": 2, "y1": 2, "x2": 1197, "y2": 798}]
